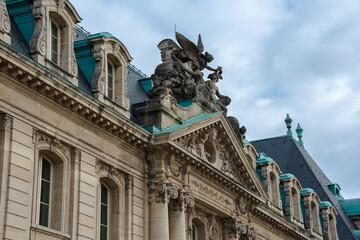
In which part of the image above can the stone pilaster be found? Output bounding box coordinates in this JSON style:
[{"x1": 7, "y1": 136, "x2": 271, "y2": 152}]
[
  {"x1": 0, "y1": 114, "x2": 12, "y2": 239},
  {"x1": 281, "y1": 179, "x2": 293, "y2": 220},
  {"x1": 0, "y1": 0, "x2": 11, "y2": 44},
  {"x1": 301, "y1": 193, "x2": 312, "y2": 233}
]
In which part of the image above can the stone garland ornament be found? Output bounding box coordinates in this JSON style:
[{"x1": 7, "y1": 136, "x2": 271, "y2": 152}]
[
  {"x1": 222, "y1": 218, "x2": 259, "y2": 240},
  {"x1": 149, "y1": 32, "x2": 231, "y2": 113}
]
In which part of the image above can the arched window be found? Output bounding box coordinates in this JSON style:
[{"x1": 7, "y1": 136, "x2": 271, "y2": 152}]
[
  {"x1": 50, "y1": 20, "x2": 60, "y2": 65},
  {"x1": 270, "y1": 172, "x2": 280, "y2": 207},
  {"x1": 329, "y1": 214, "x2": 337, "y2": 240},
  {"x1": 292, "y1": 188, "x2": 301, "y2": 220},
  {"x1": 39, "y1": 157, "x2": 53, "y2": 227},
  {"x1": 106, "y1": 61, "x2": 115, "y2": 100},
  {"x1": 311, "y1": 202, "x2": 321, "y2": 233},
  {"x1": 100, "y1": 183, "x2": 110, "y2": 240},
  {"x1": 191, "y1": 219, "x2": 206, "y2": 240},
  {"x1": 98, "y1": 177, "x2": 122, "y2": 240}
]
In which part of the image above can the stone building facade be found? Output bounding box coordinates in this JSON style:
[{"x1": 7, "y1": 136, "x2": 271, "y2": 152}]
[{"x1": 0, "y1": 0, "x2": 347, "y2": 240}]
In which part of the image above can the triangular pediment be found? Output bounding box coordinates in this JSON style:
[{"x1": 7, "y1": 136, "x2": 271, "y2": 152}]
[{"x1": 162, "y1": 112, "x2": 266, "y2": 198}]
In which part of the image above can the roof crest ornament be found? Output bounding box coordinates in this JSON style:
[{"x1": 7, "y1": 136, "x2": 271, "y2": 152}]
[
  {"x1": 296, "y1": 123, "x2": 304, "y2": 146},
  {"x1": 284, "y1": 113, "x2": 293, "y2": 138}
]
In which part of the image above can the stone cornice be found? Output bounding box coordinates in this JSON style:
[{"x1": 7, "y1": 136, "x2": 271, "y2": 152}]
[
  {"x1": 253, "y1": 205, "x2": 318, "y2": 240},
  {"x1": 0, "y1": 40, "x2": 151, "y2": 149},
  {"x1": 156, "y1": 141, "x2": 265, "y2": 209}
]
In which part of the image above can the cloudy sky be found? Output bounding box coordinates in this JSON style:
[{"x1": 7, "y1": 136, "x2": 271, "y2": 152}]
[{"x1": 72, "y1": 0, "x2": 360, "y2": 199}]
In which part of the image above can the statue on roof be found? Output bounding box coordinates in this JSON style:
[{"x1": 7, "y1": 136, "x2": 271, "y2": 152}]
[{"x1": 149, "y1": 32, "x2": 231, "y2": 113}]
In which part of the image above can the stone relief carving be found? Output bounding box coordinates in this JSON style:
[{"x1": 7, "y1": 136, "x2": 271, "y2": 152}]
[
  {"x1": 30, "y1": 5, "x2": 47, "y2": 57},
  {"x1": 227, "y1": 116, "x2": 247, "y2": 146},
  {"x1": 71, "y1": 29, "x2": 78, "y2": 76},
  {"x1": 222, "y1": 218, "x2": 259, "y2": 240},
  {"x1": 33, "y1": 131, "x2": 68, "y2": 155},
  {"x1": 189, "y1": 208, "x2": 219, "y2": 240},
  {"x1": 95, "y1": 160, "x2": 123, "y2": 179},
  {"x1": 148, "y1": 179, "x2": 195, "y2": 210},
  {"x1": 149, "y1": 32, "x2": 231, "y2": 113},
  {"x1": 190, "y1": 179, "x2": 232, "y2": 209},
  {"x1": 0, "y1": 0, "x2": 11, "y2": 39},
  {"x1": 0, "y1": 114, "x2": 12, "y2": 132},
  {"x1": 91, "y1": 49, "x2": 106, "y2": 95},
  {"x1": 175, "y1": 125, "x2": 245, "y2": 184}
]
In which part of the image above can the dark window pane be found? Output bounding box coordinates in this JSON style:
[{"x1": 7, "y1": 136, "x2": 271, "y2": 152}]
[
  {"x1": 39, "y1": 204, "x2": 49, "y2": 227},
  {"x1": 40, "y1": 180, "x2": 50, "y2": 204},
  {"x1": 100, "y1": 225, "x2": 107, "y2": 240},
  {"x1": 42, "y1": 159, "x2": 51, "y2": 181},
  {"x1": 101, "y1": 184, "x2": 108, "y2": 204},
  {"x1": 107, "y1": 89, "x2": 113, "y2": 100},
  {"x1": 51, "y1": 22, "x2": 58, "y2": 38},
  {"x1": 51, "y1": 52, "x2": 58, "y2": 64},
  {"x1": 101, "y1": 204, "x2": 108, "y2": 225}
]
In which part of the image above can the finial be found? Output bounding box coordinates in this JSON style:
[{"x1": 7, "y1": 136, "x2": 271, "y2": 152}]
[
  {"x1": 296, "y1": 123, "x2": 304, "y2": 146},
  {"x1": 284, "y1": 114, "x2": 293, "y2": 137}
]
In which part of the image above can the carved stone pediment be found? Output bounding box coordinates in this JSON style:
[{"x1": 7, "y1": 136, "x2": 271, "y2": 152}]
[{"x1": 167, "y1": 113, "x2": 266, "y2": 197}]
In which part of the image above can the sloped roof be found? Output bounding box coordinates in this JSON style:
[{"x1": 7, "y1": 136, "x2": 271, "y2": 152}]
[{"x1": 251, "y1": 136, "x2": 358, "y2": 240}]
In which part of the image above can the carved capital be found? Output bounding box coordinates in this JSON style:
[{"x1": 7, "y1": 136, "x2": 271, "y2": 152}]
[
  {"x1": 148, "y1": 179, "x2": 181, "y2": 204},
  {"x1": 0, "y1": 114, "x2": 12, "y2": 132},
  {"x1": 71, "y1": 148, "x2": 80, "y2": 164},
  {"x1": 125, "y1": 174, "x2": 133, "y2": 190},
  {"x1": 0, "y1": 0, "x2": 11, "y2": 44}
]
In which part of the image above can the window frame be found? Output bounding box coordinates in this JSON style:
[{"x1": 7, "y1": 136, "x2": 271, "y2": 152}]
[
  {"x1": 38, "y1": 156, "x2": 54, "y2": 228},
  {"x1": 106, "y1": 60, "x2": 115, "y2": 101},
  {"x1": 100, "y1": 182, "x2": 111, "y2": 240},
  {"x1": 50, "y1": 20, "x2": 61, "y2": 65}
]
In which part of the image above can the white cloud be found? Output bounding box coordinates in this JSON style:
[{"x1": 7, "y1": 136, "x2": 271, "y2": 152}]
[{"x1": 72, "y1": 0, "x2": 360, "y2": 199}]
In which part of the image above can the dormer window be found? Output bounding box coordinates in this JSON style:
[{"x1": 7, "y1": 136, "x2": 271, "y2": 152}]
[
  {"x1": 106, "y1": 61, "x2": 115, "y2": 100},
  {"x1": 50, "y1": 20, "x2": 60, "y2": 65}
]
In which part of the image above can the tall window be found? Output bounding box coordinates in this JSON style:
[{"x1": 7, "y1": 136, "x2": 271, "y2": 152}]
[
  {"x1": 50, "y1": 20, "x2": 60, "y2": 64},
  {"x1": 39, "y1": 157, "x2": 52, "y2": 227},
  {"x1": 192, "y1": 224, "x2": 197, "y2": 240},
  {"x1": 292, "y1": 188, "x2": 301, "y2": 220},
  {"x1": 106, "y1": 61, "x2": 115, "y2": 100},
  {"x1": 100, "y1": 183, "x2": 110, "y2": 240}
]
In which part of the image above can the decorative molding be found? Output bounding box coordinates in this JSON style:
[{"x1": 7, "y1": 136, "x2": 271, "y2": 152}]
[
  {"x1": 33, "y1": 131, "x2": 68, "y2": 155},
  {"x1": 125, "y1": 174, "x2": 133, "y2": 190},
  {"x1": 0, "y1": 114, "x2": 12, "y2": 132},
  {"x1": 95, "y1": 160, "x2": 122, "y2": 178},
  {"x1": 0, "y1": 45, "x2": 149, "y2": 150},
  {"x1": 188, "y1": 208, "x2": 218, "y2": 240},
  {"x1": 91, "y1": 49, "x2": 106, "y2": 97},
  {"x1": 71, "y1": 148, "x2": 80, "y2": 164},
  {"x1": 0, "y1": 0, "x2": 11, "y2": 44},
  {"x1": 30, "y1": 5, "x2": 47, "y2": 58},
  {"x1": 190, "y1": 179, "x2": 233, "y2": 209},
  {"x1": 222, "y1": 218, "x2": 258, "y2": 240}
]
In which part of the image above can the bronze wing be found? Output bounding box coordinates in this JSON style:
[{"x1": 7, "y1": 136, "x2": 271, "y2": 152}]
[{"x1": 175, "y1": 32, "x2": 200, "y2": 62}]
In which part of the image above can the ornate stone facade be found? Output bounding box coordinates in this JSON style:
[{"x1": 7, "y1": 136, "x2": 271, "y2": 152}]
[{"x1": 0, "y1": 1, "x2": 344, "y2": 240}]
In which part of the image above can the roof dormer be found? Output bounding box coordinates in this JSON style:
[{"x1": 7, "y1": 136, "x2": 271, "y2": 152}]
[
  {"x1": 75, "y1": 32, "x2": 132, "y2": 117},
  {"x1": 29, "y1": 0, "x2": 81, "y2": 85}
]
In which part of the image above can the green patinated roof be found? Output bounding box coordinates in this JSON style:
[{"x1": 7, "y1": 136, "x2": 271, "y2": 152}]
[
  {"x1": 354, "y1": 230, "x2": 360, "y2": 239},
  {"x1": 340, "y1": 198, "x2": 360, "y2": 216},
  {"x1": 300, "y1": 188, "x2": 314, "y2": 194},
  {"x1": 319, "y1": 201, "x2": 332, "y2": 209},
  {"x1": 280, "y1": 173, "x2": 295, "y2": 180},
  {"x1": 149, "y1": 112, "x2": 222, "y2": 134},
  {"x1": 256, "y1": 153, "x2": 274, "y2": 164}
]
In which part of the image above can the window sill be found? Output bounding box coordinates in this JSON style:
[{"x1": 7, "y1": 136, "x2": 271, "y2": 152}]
[
  {"x1": 31, "y1": 224, "x2": 70, "y2": 240},
  {"x1": 104, "y1": 96, "x2": 128, "y2": 114}
]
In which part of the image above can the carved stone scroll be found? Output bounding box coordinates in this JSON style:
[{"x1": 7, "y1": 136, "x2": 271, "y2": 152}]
[
  {"x1": 0, "y1": 0, "x2": 11, "y2": 44},
  {"x1": 30, "y1": 4, "x2": 47, "y2": 64}
]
